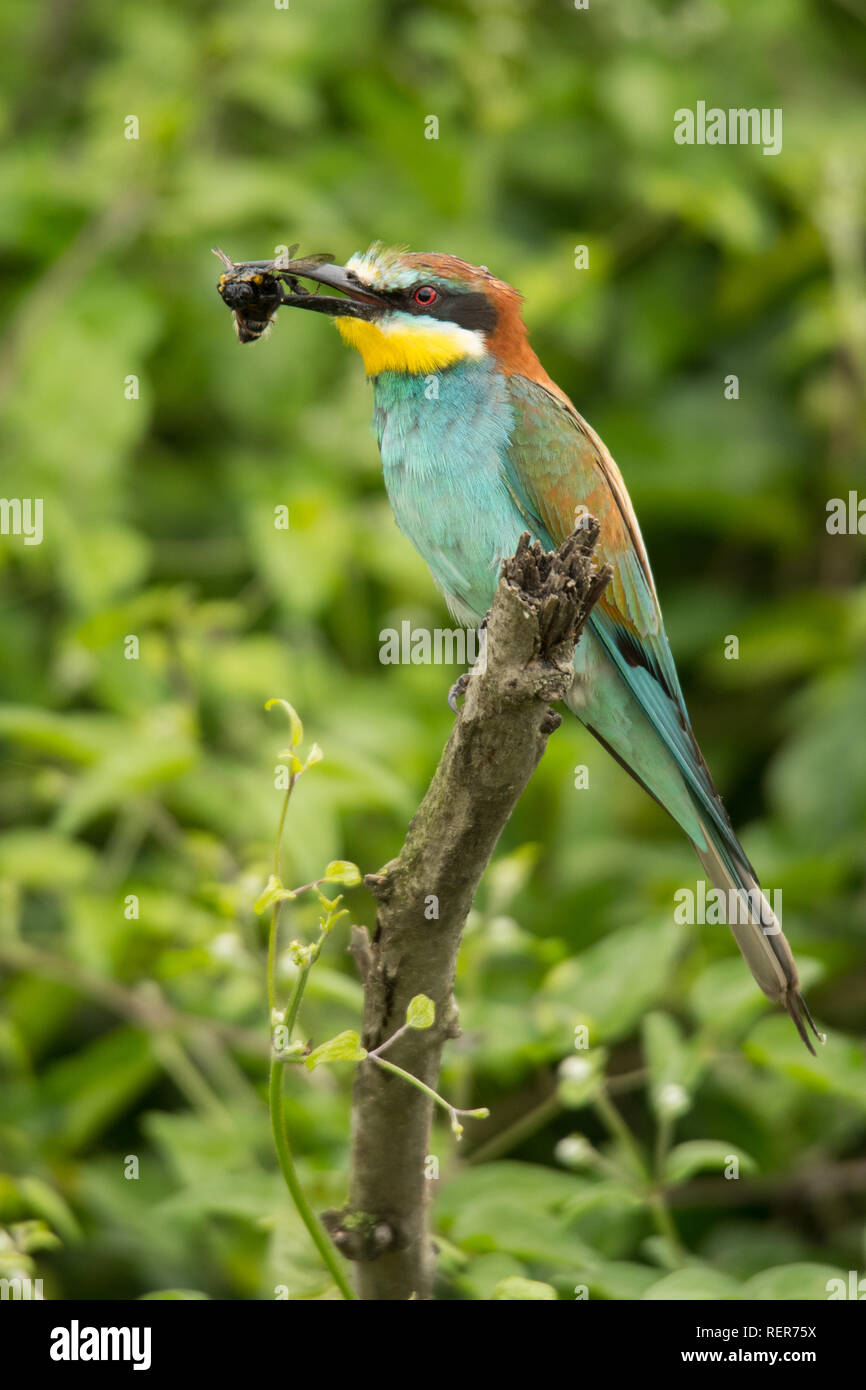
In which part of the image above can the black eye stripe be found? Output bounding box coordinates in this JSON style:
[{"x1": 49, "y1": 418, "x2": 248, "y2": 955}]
[
  {"x1": 403, "y1": 286, "x2": 497, "y2": 333},
  {"x1": 357, "y1": 282, "x2": 497, "y2": 334}
]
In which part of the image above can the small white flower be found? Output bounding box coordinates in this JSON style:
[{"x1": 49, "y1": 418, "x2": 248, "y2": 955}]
[
  {"x1": 559, "y1": 1055, "x2": 593, "y2": 1083},
  {"x1": 555, "y1": 1136, "x2": 592, "y2": 1168},
  {"x1": 658, "y1": 1082, "x2": 689, "y2": 1117}
]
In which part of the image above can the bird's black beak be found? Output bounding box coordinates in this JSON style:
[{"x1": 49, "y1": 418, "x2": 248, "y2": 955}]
[{"x1": 283, "y1": 262, "x2": 388, "y2": 321}]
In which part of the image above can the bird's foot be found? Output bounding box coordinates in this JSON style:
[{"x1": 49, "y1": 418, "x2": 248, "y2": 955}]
[{"x1": 448, "y1": 671, "x2": 472, "y2": 713}]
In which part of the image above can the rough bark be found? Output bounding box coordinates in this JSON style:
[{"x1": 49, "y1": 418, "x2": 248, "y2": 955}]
[{"x1": 325, "y1": 520, "x2": 611, "y2": 1300}]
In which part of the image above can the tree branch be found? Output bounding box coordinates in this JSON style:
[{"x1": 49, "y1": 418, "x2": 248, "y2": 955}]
[{"x1": 327, "y1": 520, "x2": 611, "y2": 1299}]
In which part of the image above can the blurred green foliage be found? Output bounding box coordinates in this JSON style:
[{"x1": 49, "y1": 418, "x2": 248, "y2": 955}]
[{"x1": 0, "y1": 0, "x2": 864, "y2": 1301}]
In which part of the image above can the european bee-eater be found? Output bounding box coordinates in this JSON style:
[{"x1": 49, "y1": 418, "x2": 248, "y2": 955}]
[{"x1": 285, "y1": 243, "x2": 821, "y2": 1052}]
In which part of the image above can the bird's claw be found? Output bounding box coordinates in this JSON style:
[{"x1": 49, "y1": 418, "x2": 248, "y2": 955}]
[{"x1": 448, "y1": 671, "x2": 472, "y2": 713}]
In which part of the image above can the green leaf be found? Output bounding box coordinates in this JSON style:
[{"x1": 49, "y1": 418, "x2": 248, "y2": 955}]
[
  {"x1": 54, "y1": 714, "x2": 196, "y2": 835},
  {"x1": 664, "y1": 1141, "x2": 757, "y2": 1185},
  {"x1": 265, "y1": 698, "x2": 303, "y2": 748},
  {"x1": 0, "y1": 1249, "x2": 36, "y2": 1279},
  {"x1": 315, "y1": 888, "x2": 341, "y2": 910},
  {"x1": 154, "y1": 1172, "x2": 287, "y2": 1223},
  {"x1": 689, "y1": 958, "x2": 768, "y2": 1030},
  {"x1": 741, "y1": 1263, "x2": 848, "y2": 1301},
  {"x1": 253, "y1": 875, "x2": 296, "y2": 914},
  {"x1": 435, "y1": 1162, "x2": 598, "y2": 1267},
  {"x1": 0, "y1": 706, "x2": 119, "y2": 764},
  {"x1": 540, "y1": 916, "x2": 685, "y2": 1044},
  {"x1": 583, "y1": 1261, "x2": 660, "y2": 1300},
  {"x1": 0, "y1": 831, "x2": 96, "y2": 891},
  {"x1": 455, "y1": 1253, "x2": 527, "y2": 1301},
  {"x1": 406, "y1": 994, "x2": 435, "y2": 1030},
  {"x1": 305, "y1": 1030, "x2": 367, "y2": 1070},
  {"x1": 643, "y1": 1267, "x2": 742, "y2": 1300},
  {"x1": 562, "y1": 1180, "x2": 644, "y2": 1219},
  {"x1": 698, "y1": 1221, "x2": 809, "y2": 1280},
  {"x1": 744, "y1": 1015, "x2": 866, "y2": 1109},
  {"x1": 10, "y1": 1219, "x2": 61, "y2": 1254},
  {"x1": 40, "y1": 1028, "x2": 159, "y2": 1153},
  {"x1": 320, "y1": 908, "x2": 348, "y2": 935},
  {"x1": 143, "y1": 1112, "x2": 263, "y2": 1190},
  {"x1": 493, "y1": 1275, "x2": 557, "y2": 1300},
  {"x1": 323, "y1": 860, "x2": 362, "y2": 887},
  {"x1": 14, "y1": 1177, "x2": 81, "y2": 1243}
]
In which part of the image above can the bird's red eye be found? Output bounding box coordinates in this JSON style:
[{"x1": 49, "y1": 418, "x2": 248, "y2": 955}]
[{"x1": 413, "y1": 285, "x2": 438, "y2": 306}]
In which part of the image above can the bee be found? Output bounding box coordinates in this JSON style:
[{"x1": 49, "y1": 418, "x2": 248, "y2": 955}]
[{"x1": 212, "y1": 245, "x2": 336, "y2": 343}]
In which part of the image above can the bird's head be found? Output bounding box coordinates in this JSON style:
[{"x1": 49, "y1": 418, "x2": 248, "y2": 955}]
[{"x1": 287, "y1": 242, "x2": 541, "y2": 379}]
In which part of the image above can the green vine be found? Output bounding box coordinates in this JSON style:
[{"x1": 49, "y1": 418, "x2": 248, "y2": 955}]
[
  {"x1": 260, "y1": 699, "x2": 356, "y2": 1301},
  {"x1": 258, "y1": 698, "x2": 490, "y2": 1298}
]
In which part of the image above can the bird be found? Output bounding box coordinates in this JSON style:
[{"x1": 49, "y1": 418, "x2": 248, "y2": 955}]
[{"x1": 283, "y1": 242, "x2": 822, "y2": 1053}]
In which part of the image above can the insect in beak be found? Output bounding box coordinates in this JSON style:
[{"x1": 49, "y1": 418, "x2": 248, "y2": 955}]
[{"x1": 212, "y1": 245, "x2": 338, "y2": 343}]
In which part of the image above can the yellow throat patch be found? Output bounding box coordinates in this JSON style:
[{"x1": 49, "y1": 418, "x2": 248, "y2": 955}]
[{"x1": 335, "y1": 315, "x2": 485, "y2": 376}]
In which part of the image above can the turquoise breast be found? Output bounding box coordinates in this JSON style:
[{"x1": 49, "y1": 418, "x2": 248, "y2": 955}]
[{"x1": 370, "y1": 362, "x2": 529, "y2": 624}]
